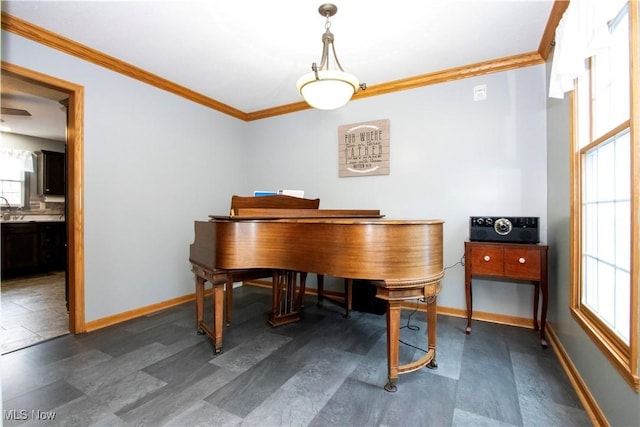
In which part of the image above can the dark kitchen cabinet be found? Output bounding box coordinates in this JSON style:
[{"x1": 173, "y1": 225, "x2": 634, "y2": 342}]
[
  {"x1": 37, "y1": 150, "x2": 66, "y2": 196},
  {"x1": 1, "y1": 222, "x2": 41, "y2": 277},
  {"x1": 41, "y1": 222, "x2": 67, "y2": 271},
  {"x1": 1, "y1": 221, "x2": 66, "y2": 278}
]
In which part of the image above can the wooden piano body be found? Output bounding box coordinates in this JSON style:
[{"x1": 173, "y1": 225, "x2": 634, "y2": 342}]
[{"x1": 189, "y1": 195, "x2": 444, "y2": 391}]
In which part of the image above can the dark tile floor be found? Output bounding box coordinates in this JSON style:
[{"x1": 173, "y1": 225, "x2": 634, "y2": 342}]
[
  {"x1": 1, "y1": 285, "x2": 591, "y2": 426},
  {"x1": 1, "y1": 272, "x2": 69, "y2": 354}
]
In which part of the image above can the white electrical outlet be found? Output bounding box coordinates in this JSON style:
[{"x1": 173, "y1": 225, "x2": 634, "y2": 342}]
[{"x1": 473, "y1": 84, "x2": 487, "y2": 101}]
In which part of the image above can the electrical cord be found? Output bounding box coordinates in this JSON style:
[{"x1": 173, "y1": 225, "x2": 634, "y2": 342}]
[
  {"x1": 400, "y1": 299, "x2": 420, "y2": 331},
  {"x1": 397, "y1": 253, "x2": 466, "y2": 352},
  {"x1": 399, "y1": 299, "x2": 427, "y2": 352},
  {"x1": 444, "y1": 253, "x2": 465, "y2": 271}
]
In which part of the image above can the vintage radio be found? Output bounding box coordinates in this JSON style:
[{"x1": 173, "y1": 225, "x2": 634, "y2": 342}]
[{"x1": 469, "y1": 216, "x2": 539, "y2": 244}]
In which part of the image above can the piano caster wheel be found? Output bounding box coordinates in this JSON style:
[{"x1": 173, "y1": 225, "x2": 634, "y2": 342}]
[
  {"x1": 384, "y1": 381, "x2": 398, "y2": 393},
  {"x1": 541, "y1": 338, "x2": 548, "y2": 349},
  {"x1": 196, "y1": 328, "x2": 205, "y2": 335},
  {"x1": 465, "y1": 326, "x2": 471, "y2": 334},
  {"x1": 427, "y1": 359, "x2": 438, "y2": 369}
]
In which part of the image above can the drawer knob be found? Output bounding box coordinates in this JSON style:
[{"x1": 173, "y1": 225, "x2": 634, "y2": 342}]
[
  {"x1": 519, "y1": 257, "x2": 526, "y2": 264},
  {"x1": 483, "y1": 255, "x2": 491, "y2": 262}
]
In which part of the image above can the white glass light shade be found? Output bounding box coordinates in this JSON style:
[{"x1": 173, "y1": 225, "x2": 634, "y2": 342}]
[{"x1": 297, "y1": 70, "x2": 359, "y2": 110}]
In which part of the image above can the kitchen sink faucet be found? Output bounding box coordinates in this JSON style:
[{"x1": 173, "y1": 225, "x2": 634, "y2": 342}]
[{"x1": 1, "y1": 196, "x2": 12, "y2": 220}]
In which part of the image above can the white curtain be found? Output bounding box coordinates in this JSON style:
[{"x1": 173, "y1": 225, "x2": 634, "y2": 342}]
[
  {"x1": 0, "y1": 148, "x2": 35, "y2": 175},
  {"x1": 548, "y1": 0, "x2": 627, "y2": 99}
]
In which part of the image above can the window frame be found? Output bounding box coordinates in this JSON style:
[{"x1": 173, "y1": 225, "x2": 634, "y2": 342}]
[
  {"x1": 569, "y1": 1, "x2": 639, "y2": 391},
  {"x1": 0, "y1": 169, "x2": 28, "y2": 208}
]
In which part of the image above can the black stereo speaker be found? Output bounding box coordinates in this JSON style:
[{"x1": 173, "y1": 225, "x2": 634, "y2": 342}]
[{"x1": 469, "y1": 216, "x2": 540, "y2": 244}]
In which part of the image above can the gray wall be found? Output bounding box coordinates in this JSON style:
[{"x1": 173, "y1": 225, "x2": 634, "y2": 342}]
[
  {"x1": 244, "y1": 66, "x2": 548, "y2": 314},
  {"x1": 2, "y1": 31, "x2": 249, "y2": 319},
  {"x1": 545, "y1": 57, "x2": 640, "y2": 426}
]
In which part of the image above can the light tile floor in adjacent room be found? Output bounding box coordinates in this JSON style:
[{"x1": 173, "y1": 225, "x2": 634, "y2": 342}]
[{"x1": 1, "y1": 272, "x2": 69, "y2": 354}]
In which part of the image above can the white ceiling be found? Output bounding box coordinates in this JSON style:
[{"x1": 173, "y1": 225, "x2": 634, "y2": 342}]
[
  {"x1": 1, "y1": 74, "x2": 69, "y2": 141},
  {"x1": 0, "y1": 0, "x2": 555, "y2": 141}
]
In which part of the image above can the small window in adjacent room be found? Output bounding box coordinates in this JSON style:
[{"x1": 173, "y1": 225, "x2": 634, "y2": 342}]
[
  {"x1": 0, "y1": 167, "x2": 26, "y2": 207},
  {"x1": 0, "y1": 148, "x2": 34, "y2": 208}
]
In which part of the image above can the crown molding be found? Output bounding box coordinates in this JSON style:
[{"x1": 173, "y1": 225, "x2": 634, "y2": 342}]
[
  {"x1": 2, "y1": 10, "x2": 548, "y2": 122},
  {"x1": 1, "y1": 11, "x2": 248, "y2": 121},
  {"x1": 246, "y1": 51, "x2": 544, "y2": 121},
  {"x1": 538, "y1": 0, "x2": 570, "y2": 60}
]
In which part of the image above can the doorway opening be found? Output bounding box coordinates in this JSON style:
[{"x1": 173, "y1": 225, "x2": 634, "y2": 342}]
[{"x1": 1, "y1": 62, "x2": 84, "y2": 353}]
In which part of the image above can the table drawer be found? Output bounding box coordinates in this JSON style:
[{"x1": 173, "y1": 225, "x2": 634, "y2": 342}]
[
  {"x1": 504, "y1": 247, "x2": 541, "y2": 279},
  {"x1": 469, "y1": 245, "x2": 504, "y2": 276}
]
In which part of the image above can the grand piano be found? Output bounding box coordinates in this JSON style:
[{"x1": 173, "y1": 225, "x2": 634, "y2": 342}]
[{"x1": 189, "y1": 195, "x2": 444, "y2": 392}]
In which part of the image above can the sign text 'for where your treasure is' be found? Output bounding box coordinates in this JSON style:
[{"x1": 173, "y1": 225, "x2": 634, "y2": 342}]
[{"x1": 338, "y1": 119, "x2": 390, "y2": 177}]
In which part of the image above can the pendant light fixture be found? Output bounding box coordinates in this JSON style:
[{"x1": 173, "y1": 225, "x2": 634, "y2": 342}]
[{"x1": 296, "y1": 3, "x2": 366, "y2": 110}]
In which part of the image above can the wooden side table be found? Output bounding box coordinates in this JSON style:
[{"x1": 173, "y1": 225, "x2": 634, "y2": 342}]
[{"x1": 464, "y1": 241, "x2": 548, "y2": 347}]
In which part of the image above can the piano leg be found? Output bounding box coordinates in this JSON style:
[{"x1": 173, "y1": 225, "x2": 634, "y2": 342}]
[
  {"x1": 344, "y1": 278, "x2": 352, "y2": 318},
  {"x1": 271, "y1": 270, "x2": 282, "y2": 320},
  {"x1": 316, "y1": 274, "x2": 325, "y2": 306},
  {"x1": 195, "y1": 275, "x2": 205, "y2": 335},
  {"x1": 286, "y1": 270, "x2": 295, "y2": 312},
  {"x1": 384, "y1": 300, "x2": 402, "y2": 392},
  {"x1": 212, "y1": 281, "x2": 225, "y2": 353},
  {"x1": 316, "y1": 275, "x2": 351, "y2": 318},
  {"x1": 225, "y1": 276, "x2": 233, "y2": 326},
  {"x1": 192, "y1": 266, "x2": 227, "y2": 354},
  {"x1": 379, "y1": 282, "x2": 441, "y2": 392},
  {"x1": 426, "y1": 295, "x2": 438, "y2": 369},
  {"x1": 297, "y1": 272, "x2": 308, "y2": 309}
]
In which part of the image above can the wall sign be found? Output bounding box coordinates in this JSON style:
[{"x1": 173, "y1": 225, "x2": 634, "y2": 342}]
[{"x1": 338, "y1": 119, "x2": 390, "y2": 177}]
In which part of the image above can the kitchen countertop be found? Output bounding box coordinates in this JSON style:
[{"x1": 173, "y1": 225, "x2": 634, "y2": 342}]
[{"x1": 1, "y1": 214, "x2": 65, "y2": 223}]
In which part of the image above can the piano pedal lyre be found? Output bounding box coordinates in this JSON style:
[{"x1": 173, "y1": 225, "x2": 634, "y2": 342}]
[{"x1": 268, "y1": 270, "x2": 307, "y2": 327}]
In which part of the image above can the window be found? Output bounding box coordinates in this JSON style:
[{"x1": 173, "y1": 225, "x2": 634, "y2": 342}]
[
  {"x1": 582, "y1": 128, "x2": 631, "y2": 341},
  {"x1": 570, "y1": 1, "x2": 639, "y2": 389},
  {"x1": 0, "y1": 148, "x2": 34, "y2": 208},
  {"x1": 0, "y1": 167, "x2": 26, "y2": 207}
]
